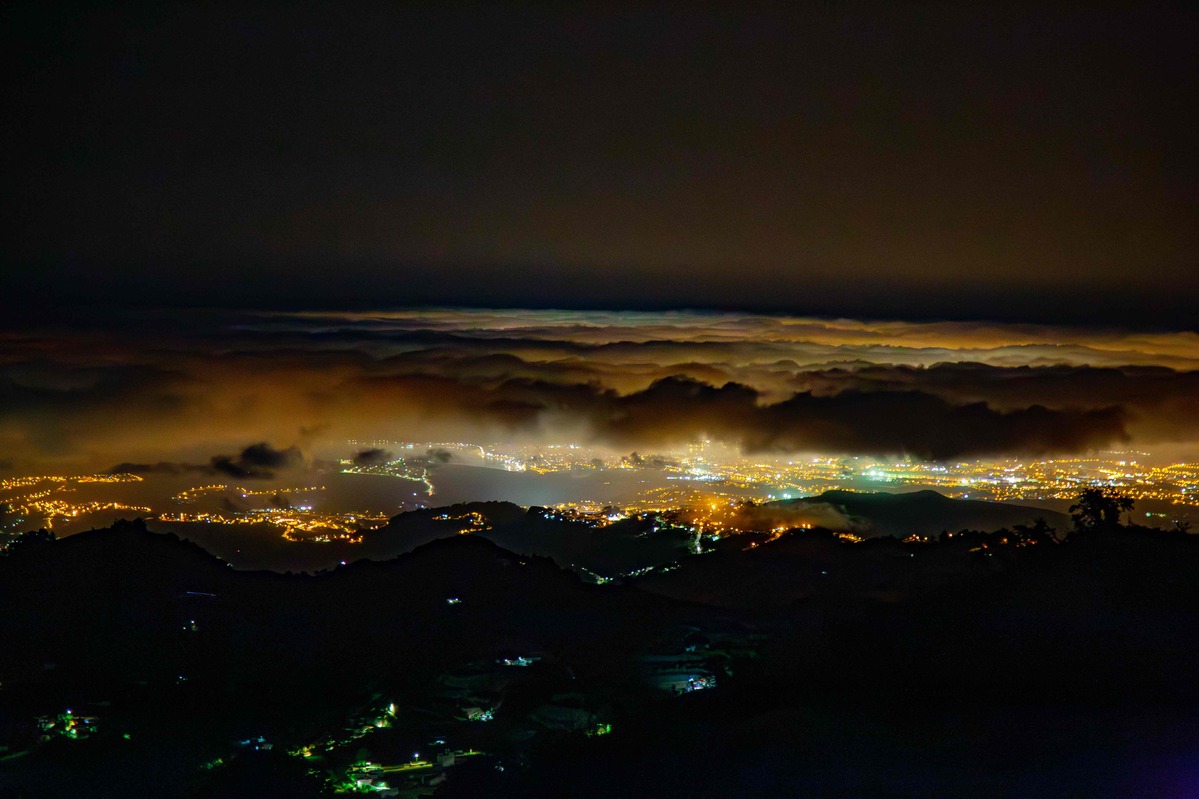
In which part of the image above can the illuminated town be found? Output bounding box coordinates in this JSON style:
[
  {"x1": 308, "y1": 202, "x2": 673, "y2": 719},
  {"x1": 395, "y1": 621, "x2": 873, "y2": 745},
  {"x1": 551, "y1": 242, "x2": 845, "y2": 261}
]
[
  {"x1": 2, "y1": 447, "x2": 1196, "y2": 544},
  {"x1": 334, "y1": 441, "x2": 1199, "y2": 513},
  {"x1": 0, "y1": 473, "x2": 151, "y2": 531}
]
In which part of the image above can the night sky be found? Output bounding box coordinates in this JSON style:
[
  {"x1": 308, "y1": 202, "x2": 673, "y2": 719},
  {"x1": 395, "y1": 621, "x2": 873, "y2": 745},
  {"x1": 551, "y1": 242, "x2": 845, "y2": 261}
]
[{"x1": 3, "y1": 4, "x2": 1195, "y2": 325}]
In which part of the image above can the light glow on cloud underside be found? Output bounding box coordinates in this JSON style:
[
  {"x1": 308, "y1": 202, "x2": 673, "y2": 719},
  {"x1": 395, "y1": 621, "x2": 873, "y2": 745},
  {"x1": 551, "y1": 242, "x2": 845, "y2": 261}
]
[{"x1": 1, "y1": 308, "x2": 1197, "y2": 471}]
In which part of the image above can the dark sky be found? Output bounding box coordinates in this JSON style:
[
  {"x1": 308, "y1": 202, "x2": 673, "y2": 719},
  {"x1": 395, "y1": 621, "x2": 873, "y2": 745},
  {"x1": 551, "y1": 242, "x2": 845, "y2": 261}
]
[{"x1": 3, "y1": 4, "x2": 1195, "y2": 326}]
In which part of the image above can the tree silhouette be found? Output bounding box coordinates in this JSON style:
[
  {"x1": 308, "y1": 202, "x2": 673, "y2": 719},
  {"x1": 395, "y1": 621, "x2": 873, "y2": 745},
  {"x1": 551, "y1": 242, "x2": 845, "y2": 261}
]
[
  {"x1": 1069, "y1": 488, "x2": 1134, "y2": 533},
  {"x1": 1009, "y1": 516, "x2": 1059, "y2": 545},
  {"x1": 1032, "y1": 516, "x2": 1060, "y2": 543}
]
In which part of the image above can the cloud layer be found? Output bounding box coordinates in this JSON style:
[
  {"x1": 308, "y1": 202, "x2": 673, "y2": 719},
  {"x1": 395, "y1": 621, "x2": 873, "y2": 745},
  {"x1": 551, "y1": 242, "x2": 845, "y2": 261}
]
[{"x1": 0, "y1": 309, "x2": 1196, "y2": 471}]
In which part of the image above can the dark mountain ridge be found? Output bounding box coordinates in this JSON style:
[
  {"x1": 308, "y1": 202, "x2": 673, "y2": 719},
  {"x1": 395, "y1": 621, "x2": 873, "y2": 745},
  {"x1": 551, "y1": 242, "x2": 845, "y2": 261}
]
[{"x1": 770, "y1": 488, "x2": 1071, "y2": 538}]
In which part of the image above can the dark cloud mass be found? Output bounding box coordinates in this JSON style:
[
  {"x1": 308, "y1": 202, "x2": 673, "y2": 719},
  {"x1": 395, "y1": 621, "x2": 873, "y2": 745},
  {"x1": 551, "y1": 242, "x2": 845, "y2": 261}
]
[
  {"x1": 426, "y1": 449, "x2": 453, "y2": 464},
  {"x1": 352, "y1": 448, "x2": 393, "y2": 467},
  {"x1": 210, "y1": 443, "x2": 303, "y2": 480},
  {"x1": 0, "y1": 309, "x2": 1196, "y2": 472},
  {"x1": 750, "y1": 391, "x2": 1127, "y2": 460},
  {"x1": 237, "y1": 442, "x2": 304, "y2": 470},
  {"x1": 378, "y1": 375, "x2": 1127, "y2": 460},
  {"x1": 109, "y1": 445, "x2": 305, "y2": 480}
]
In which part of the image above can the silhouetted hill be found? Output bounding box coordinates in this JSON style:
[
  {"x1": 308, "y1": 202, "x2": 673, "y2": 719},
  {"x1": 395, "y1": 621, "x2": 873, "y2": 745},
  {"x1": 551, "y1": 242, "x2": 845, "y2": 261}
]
[
  {"x1": 0, "y1": 519, "x2": 662, "y2": 689},
  {"x1": 358, "y1": 501, "x2": 695, "y2": 577},
  {"x1": 0, "y1": 520, "x2": 708, "y2": 797},
  {"x1": 636, "y1": 526, "x2": 1005, "y2": 610},
  {"x1": 356, "y1": 500, "x2": 536, "y2": 557},
  {"x1": 144, "y1": 492, "x2": 1072, "y2": 577},
  {"x1": 769, "y1": 489, "x2": 1070, "y2": 538}
]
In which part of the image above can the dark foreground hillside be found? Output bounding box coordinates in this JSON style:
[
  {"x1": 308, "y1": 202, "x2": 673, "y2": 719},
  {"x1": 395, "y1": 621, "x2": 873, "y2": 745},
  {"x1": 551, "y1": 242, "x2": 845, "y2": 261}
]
[{"x1": 2, "y1": 517, "x2": 1198, "y2": 798}]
